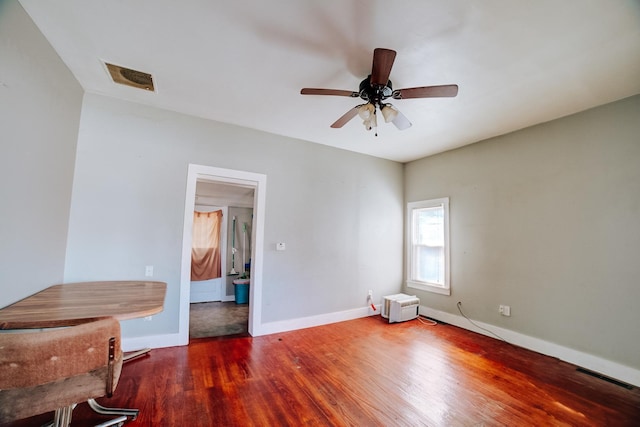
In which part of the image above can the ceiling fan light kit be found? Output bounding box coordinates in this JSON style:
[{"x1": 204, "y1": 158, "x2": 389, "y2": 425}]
[
  {"x1": 301, "y1": 48, "x2": 458, "y2": 135},
  {"x1": 358, "y1": 103, "x2": 377, "y2": 131},
  {"x1": 380, "y1": 104, "x2": 399, "y2": 123}
]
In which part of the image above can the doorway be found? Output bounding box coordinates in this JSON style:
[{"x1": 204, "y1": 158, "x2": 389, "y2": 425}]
[
  {"x1": 190, "y1": 186, "x2": 252, "y2": 338},
  {"x1": 179, "y1": 164, "x2": 267, "y2": 345}
]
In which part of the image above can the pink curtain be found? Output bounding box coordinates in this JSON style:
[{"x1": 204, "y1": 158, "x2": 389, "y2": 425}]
[{"x1": 191, "y1": 210, "x2": 222, "y2": 281}]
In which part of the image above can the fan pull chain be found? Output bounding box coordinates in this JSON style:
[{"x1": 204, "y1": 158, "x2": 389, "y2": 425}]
[{"x1": 374, "y1": 110, "x2": 378, "y2": 136}]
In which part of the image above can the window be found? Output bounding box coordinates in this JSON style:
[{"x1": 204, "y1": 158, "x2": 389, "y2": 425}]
[
  {"x1": 406, "y1": 198, "x2": 450, "y2": 295},
  {"x1": 191, "y1": 210, "x2": 222, "y2": 281}
]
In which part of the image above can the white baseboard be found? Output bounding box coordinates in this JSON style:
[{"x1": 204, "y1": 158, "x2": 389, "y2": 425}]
[
  {"x1": 419, "y1": 305, "x2": 640, "y2": 388},
  {"x1": 253, "y1": 305, "x2": 379, "y2": 336},
  {"x1": 190, "y1": 293, "x2": 235, "y2": 303},
  {"x1": 123, "y1": 305, "x2": 380, "y2": 350},
  {"x1": 122, "y1": 333, "x2": 185, "y2": 352},
  {"x1": 190, "y1": 294, "x2": 217, "y2": 303}
]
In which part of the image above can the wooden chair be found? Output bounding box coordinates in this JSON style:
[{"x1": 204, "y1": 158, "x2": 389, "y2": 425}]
[{"x1": 0, "y1": 317, "x2": 138, "y2": 427}]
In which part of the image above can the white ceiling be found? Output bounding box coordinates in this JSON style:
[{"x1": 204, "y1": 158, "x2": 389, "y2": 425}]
[
  {"x1": 19, "y1": 0, "x2": 640, "y2": 163},
  {"x1": 195, "y1": 181, "x2": 254, "y2": 208}
]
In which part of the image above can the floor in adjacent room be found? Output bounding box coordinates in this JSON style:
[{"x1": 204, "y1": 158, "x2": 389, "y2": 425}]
[{"x1": 189, "y1": 301, "x2": 249, "y2": 339}]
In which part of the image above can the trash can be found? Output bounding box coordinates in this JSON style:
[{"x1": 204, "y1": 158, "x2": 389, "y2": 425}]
[{"x1": 232, "y1": 278, "x2": 250, "y2": 304}]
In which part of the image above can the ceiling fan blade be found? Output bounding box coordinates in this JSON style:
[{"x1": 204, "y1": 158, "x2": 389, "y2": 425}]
[
  {"x1": 330, "y1": 106, "x2": 361, "y2": 128},
  {"x1": 392, "y1": 109, "x2": 412, "y2": 130},
  {"x1": 392, "y1": 84, "x2": 459, "y2": 99},
  {"x1": 301, "y1": 88, "x2": 358, "y2": 97},
  {"x1": 370, "y1": 48, "x2": 396, "y2": 86}
]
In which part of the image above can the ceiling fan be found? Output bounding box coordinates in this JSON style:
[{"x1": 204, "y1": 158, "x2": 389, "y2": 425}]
[{"x1": 301, "y1": 48, "x2": 458, "y2": 134}]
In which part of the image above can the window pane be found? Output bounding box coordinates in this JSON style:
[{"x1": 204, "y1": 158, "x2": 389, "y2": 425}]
[
  {"x1": 416, "y1": 206, "x2": 443, "y2": 246},
  {"x1": 415, "y1": 245, "x2": 444, "y2": 285},
  {"x1": 407, "y1": 197, "x2": 449, "y2": 295},
  {"x1": 412, "y1": 205, "x2": 444, "y2": 285}
]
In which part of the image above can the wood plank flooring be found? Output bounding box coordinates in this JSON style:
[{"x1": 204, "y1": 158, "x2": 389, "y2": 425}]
[{"x1": 3, "y1": 316, "x2": 639, "y2": 426}]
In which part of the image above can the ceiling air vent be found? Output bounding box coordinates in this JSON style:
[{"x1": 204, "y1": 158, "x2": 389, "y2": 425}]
[{"x1": 105, "y1": 62, "x2": 155, "y2": 92}]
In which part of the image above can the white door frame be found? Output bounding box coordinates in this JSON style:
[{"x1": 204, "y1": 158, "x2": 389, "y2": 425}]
[{"x1": 179, "y1": 164, "x2": 266, "y2": 344}]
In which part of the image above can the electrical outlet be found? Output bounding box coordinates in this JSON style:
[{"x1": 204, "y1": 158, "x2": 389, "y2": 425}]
[
  {"x1": 145, "y1": 265, "x2": 153, "y2": 277},
  {"x1": 367, "y1": 290, "x2": 377, "y2": 311},
  {"x1": 499, "y1": 305, "x2": 511, "y2": 316},
  {"x1": 144, "y1": 316, "x2": 153, "y2": 321}
]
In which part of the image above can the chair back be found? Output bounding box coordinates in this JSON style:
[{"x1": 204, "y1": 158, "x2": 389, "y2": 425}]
[{"x1": 0, "y1": 317, "x2": 123, "y2": 423}]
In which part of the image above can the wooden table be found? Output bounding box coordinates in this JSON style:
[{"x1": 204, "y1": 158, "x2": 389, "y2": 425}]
[
  {"x1": 0, "y1": 281, "x2": 167, "y2": 423},
  {"x1": 0, "y1": 281, "x2": 167, "y2": 330}
]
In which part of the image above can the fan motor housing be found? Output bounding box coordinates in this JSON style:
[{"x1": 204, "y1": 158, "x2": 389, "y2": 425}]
[{"x1": 359, "y1": 75, "x2": 393, "y2": 103}]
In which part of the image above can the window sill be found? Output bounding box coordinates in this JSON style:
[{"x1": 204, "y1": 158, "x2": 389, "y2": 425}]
[{"x1": 407, "y1": 280, "x2": 450, "y2": 296}]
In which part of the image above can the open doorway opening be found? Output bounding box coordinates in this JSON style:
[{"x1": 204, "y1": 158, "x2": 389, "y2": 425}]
[
  {"x1": 189, "y1": 182, "x2": 253, "y2": 338},
  {"x1": 179, "y1": 165, "x2": 266, "y2": 345}
]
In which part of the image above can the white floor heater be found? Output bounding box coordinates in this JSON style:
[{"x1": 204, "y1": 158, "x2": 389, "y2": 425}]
[{"x1": 381, "y1": 293, "x2": 420, "y2": 323}]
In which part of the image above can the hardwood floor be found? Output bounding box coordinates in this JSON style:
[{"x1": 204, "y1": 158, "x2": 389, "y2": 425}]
[{"x1": 3, "y1": 316, "x2": 639, "y2": 426}]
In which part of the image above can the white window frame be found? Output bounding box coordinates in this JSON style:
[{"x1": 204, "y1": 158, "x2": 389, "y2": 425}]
[{"x1": 406, "y1": 197, "x2": 450, "y2": 295}]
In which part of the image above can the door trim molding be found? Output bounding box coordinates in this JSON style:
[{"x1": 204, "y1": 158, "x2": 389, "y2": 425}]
[{"x1": 179, "y1": 164, "x2": 267, "y2": 344}]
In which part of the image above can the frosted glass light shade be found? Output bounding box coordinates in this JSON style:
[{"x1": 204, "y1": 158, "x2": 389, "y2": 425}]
[
  {"x1": 358, "y1": 103, "x2": 375, "y2": 120},
  {"x1": 381, "y1": 104, "x2": 399, "y2": 123}
]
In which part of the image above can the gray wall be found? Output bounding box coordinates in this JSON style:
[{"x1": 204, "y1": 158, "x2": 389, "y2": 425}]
[
  {"x1": 0, "y1": 0, "x2": 83, "y2": 305},
  {"x1": 0, "y1": 0, "x2": 403, "y2": 336},
  {"x1": 64, "y1": 93, "x2": 404, "y2": 337},
  {"x1": 405, "y1": 95, "x2": 640, "y2": 370}
]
